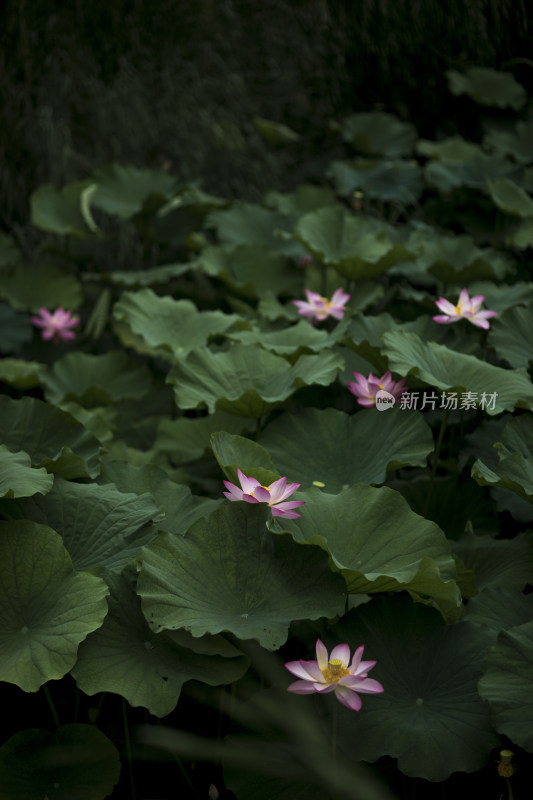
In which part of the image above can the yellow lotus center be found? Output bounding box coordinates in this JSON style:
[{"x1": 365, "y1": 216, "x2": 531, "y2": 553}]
[
  {"x1": 378, "y1": 383, "x2": 384, "y2": 389},
  {"x1": 322, "y1": 658, "x2": 350, "y2": 683},
  {"x1": 455, "y1": 303, "x2": 463, "y2": 314},
  {"x1": 318, "y1": 296, "x2": 332, "y2": 309}
]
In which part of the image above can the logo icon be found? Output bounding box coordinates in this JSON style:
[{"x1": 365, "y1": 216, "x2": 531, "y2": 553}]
[{"x1": 376, "y1": 389, "x2": 396, "y2": 411}]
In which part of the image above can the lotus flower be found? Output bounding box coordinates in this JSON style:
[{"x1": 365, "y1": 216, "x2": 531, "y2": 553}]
[
  {"x1": 433, "y1": 288, "x2": 498, "y2": 330},
  {"x1": 348, "y1": 370, "x2": 407, "y2": 408},
  {"x1": 285, "y1": 638, "x2": 384, "y2": 711},
  {"x1": 293, "y1": 288, "x2": 350, "y2": 322},
  {"x1": 31, "y1": 307, "x2": 80, "y2": 343},
  {"x1": 223, "y1": 468, "x2": 305, "y2": 518}
]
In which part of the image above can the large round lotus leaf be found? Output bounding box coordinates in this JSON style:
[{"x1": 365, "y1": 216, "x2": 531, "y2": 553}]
[
  {"x1": 339, "y1": 112, "x2": 417, "y2": 157},
  {"x1": 326, "y1": 596, "x2": 499, "y2": 781},
  {"x1": 507, "y1": 219, "x2": 533, "y2": 249},
  {"x1": 0, "y1": 262, "x2": 83, "y2": 312},
  {"x1": 478, "y1": 621, "x2": 533, "y2": 751},
  {"x1": 155, "y1": 411, "x2": 254, "y2": 462},
  {"x1": 464, "y1": 588, "x2": 533, "y2": 636},
  {"x1": 72, "y1": 568, "x2": 248, "y2": 717},
  {"x1": 274, "y1": 485, "x2": 460, "y2": 615},
  {"x1": 424, "y1": 153, "x2": 521, "y2": 193},
  {"x1": 211, "y1": 431, "x2": 279, "y2": 487},
  {"x1": 417, "y1": 136, "x2": 483, "y2": 163},
  {"x1": 0, "y1": 724, "x2": 120, "y2": 799},
  {"x1": 98, "y1": 461, "x2": 219, "y2": 536},
  {"x1": 0, "y1": 476, "x2": 162, "y2": 572},
  {"x1": 197, "y1": 244, "x2": 302, "y2": 297},
  {"x1": 0, "y1": 521, "x2": 109, "y2": 691},
  {"x1": 0, "y1": 396, "x2": 100, "y2": 479},
  {"x1": 168, "y1": 345, "x2": 343, "y2": 417},
  {"x1": 0, "y1": 303, "x2": 32, "y2": 353},
  {"x1": 0, "y1": 231, "x2": 21, "y2": 268},
  {"x1": 0, "y1": 445, "x2": 53, "y2": 498},
  {"x1": 452, "y1": 531, "x2": 533, "y2": 592},
  {"x1": 264, "y1": 184, "x2": 337, "y2": 216},
  {"x1": 112, "y1": 288, "x2": 238, "y2": 360},
  {"x1": 327, "y1": 159, "x2": 423, "y2": 205},
  {"x1": 467, "y1": 281, "x2": 533, "y2": 313},
  {"x1": 227, "y1": 319, "x2": 345, "y2": 356},
  {"x1": 470, "y1": 414, "x2": 533, "y2": 504},
  {"x1": 484, "y1": 121, "x2": 533, "y2": 164},
  {"x1": 90, "y1": 163, "x2": 179, "y2": 218},
  {"x1": 382, "y1": 330, "x2": 533, "y2": 415},
  {"x1": 30, "y1": 181, "x2": 97, "y2": 236},
  {"x1": 446, "y1": 67, "x2": 526, "y2": 109},
  {"x1": 487, "y1": 177, "x2": 533, "y2": 218},
  {"x1": 260, "y1": 407, "x2": 433, "y2": 491},
  {"x1": 206, "y1": 202, "x2": 298, "y2": 256},
  {"x1": 489, "y1": 303, "x2": 533, "y2": 368},
  {"x1": 389, "y1": 475, "x2": 497, "y2": 540},
  {"x1": 0, "y1": 358, "x2": 46, "y2": 389},
  {"x1": 138, "y1": 503, "x2": 346, "y2": 650},
  {"x1": 43, "y1": 350, "x2": 152, "y2": 407},
  {"x1": 295, "y1": 206, "x2": 413, "y2": 280}
]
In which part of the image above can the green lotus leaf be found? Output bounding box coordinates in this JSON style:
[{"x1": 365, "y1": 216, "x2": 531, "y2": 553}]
[
  {"x1": 168, "y1": 345, "x2": 343, "y2": 417},
  {"x1": 487, "y1": 177, "x2": 533, "y2": 218},
  {"x1": 206, "y1": 202, "x2": 297, "y2": 256},
  {"x1": 261, "y1": 407, "x2": 433, "y2": 491},
  {"x1": 0, "y1": 231, "x2": 21, "y2": 269},
  {"x1": 489, "y1": 303, "x2": 533, "y2": 368},
  {"x1": 112, "y1": 288, "x2": 239, "y2": 360},
  {"x1": 43, "y1": 350, "x2": 152, "y2": 406},
  {"x1": 329, "y1": 596, "x2": 498, "y2": 780},
  {"x1": 452, "y1": 531, "x2": 533, "y2": 592},
  {"x1": 72, "y1": 568, "x2": 248, "y2": 717},
  {"x1": 264, "y1": 184, "x2": 337, "y2": 216},
  {"x1": 211, "y1": 431, "x2": 279, "y2": 487},
  {"x1": 446, "y1": 67, "x2": 526, "y2": 109},
  {"x1": 58, "y1": 400, "x2": 116, "y2": 445},
  {"x1": 464, "y1": 588, "x2": 533, "y2": 635},
  {"x1": 0, "y1": 445, "x2": 53, "y2": 498},
  {"x1": 507, "y1": 219, "x2": 533, "y2": 249},
  {"x1": 0, "y1": 724, "x2": 120, "y2": 799},
  {"x1": 0, "y1": 520, "x2": 109, "y2": 691},
  {"x1": 155, "y1": 411, "x2": 254, "y2": 462},
  {"x1": 424, "y1": 154, "x2": 520, "y2": 193},
  {"x1": 0, "y1": 262, "x2": 83, "y2": 312},
  {"x1": 469, "y1": 414, "x2": 533, "y2": 506},
  {"x1": 98, "y1": 461, "x2": 219, "y2": 536},
  {"x1": 91, "y1": 163, "x2": 179, "y2": 218},
  {"x1": 253, "y1": 116, "x2": 301, "y2": 146},
  {"x1": 138, "y1": 503, "x2": 346, "y2": 650},
  {"x1": 0, "y1": 476, "x2": 162, "y2": 572},
  {"x1": 196, "y1": 243, "x2": 303, "y2": 297},
  {"x1": 387, "y1": 475, "x2": 497, "y2": 540},
  {"x1": 417, "y1": 136, "x2": 483, "y2": 163},
  {"x1": 327, "y1": 159, "x2": 423, "y2": 204},
  {"x1": 0, "y1": 396, "x2": 101, "y2": 479},
  {"x1": 478, "y1": 620, "x2": 533, "y2": 750},
  {"x1": 0, "y1": 303, "x2": 32, "y2": 353},
  {"x1": 295, "y1": 206, "x2": 413, "y2": 280},
  {"x1": 472, "y1": 453, "x2": 533, "y2": 505},
  {"x1": 382, "y1": 330, "x2": 533, "y2": 415},
  {"x1": 339, "y1": 112, "x2": 417, "y2": 157},
  {"x1": 83, "y1": 261, "x2": 193, "y2": 288},
  {"x1": 226, "y1": 319, "x2": 343, "y2": 356},
  {"x1": 484, "y1": 121, "x2": 533, "y2": 164},
  {"x1": 30, "y1": 181, "x2": 97, "y2": 236},
  {"x1": 275, "y1": 485, "x2": 460, "y2": 615},
  {"x1": 0, "y1": 358, "x2": 46, "y2": 388}
]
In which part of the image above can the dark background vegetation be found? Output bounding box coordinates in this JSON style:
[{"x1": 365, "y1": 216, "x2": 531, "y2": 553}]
[{"x1": 1, "y1": 0, "x2": 532, "y2": 231}]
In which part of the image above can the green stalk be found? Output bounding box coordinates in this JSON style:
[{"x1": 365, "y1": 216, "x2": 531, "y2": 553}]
[
  {"x1": 43, "y1": 684, "x2": 60, "y2": 729},
  {"x1": 122, "y1": 697, "x2": 137, "y2": 800}
]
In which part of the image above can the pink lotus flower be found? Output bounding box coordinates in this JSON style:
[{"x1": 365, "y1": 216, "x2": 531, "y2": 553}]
[
  {"x1": 292, "y1": 288, "x2": 350, "y2": 322},
  {"x1": 285, "y1": 638, "x2": 384, "y2": 711},
  {"x1": 223, "y1": 468, "x2": 305, "y2": 519},
  {"x1": 348, "y1": 370, "x2": 407, "y2": 408},
  {"x1": 31, "y1": 307, "x2": 80, "y2": 343},
  {"x1": 433, "y1": 288, "x2": 498, "y2": 330}
]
